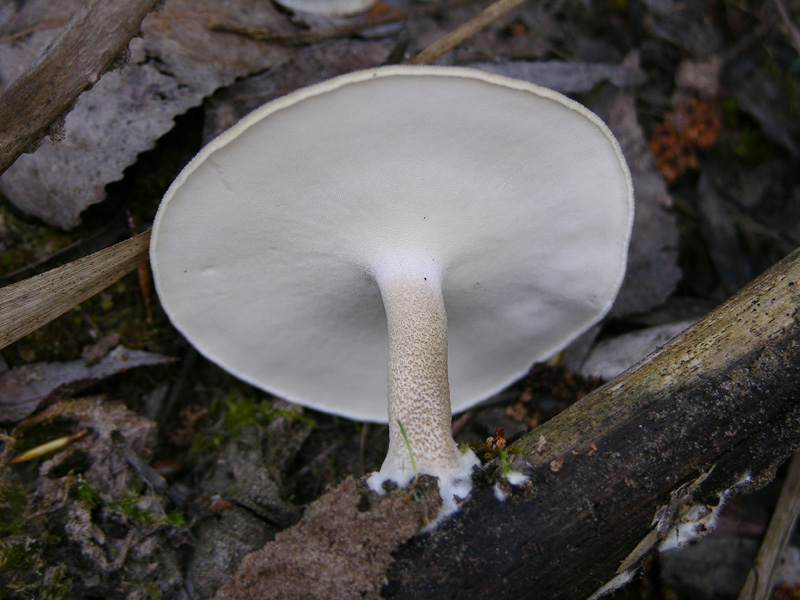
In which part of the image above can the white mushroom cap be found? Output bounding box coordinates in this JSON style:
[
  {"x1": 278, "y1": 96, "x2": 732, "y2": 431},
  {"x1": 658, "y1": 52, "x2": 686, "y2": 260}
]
[
  {"x1": 274, "y1": 0, "x2": 376, "y2": 17},
  {"x1": 151, "y1": 65, "x2": 633, "y2": 426}
]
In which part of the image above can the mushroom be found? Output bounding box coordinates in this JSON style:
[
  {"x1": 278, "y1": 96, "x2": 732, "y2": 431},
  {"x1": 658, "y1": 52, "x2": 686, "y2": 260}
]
[
  {"x1": 150, "y1": 66, "x2": 634, "y2": 510},
  {"x1": 273, "y1": 0, "x2": 376, "y2": 17}
]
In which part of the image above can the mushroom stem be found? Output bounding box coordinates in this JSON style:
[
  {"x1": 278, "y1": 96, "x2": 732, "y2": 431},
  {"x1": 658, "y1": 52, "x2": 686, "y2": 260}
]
[{"x1": 372, "y1": 263, "x2": 469, "y2": 488}]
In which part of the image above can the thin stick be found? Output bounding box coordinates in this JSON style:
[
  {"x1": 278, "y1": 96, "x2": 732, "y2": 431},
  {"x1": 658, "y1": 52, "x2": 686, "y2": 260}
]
[
  {"x1": 409, "y1": 0, "x2": 529, "y2": 65},
  {"x1": 0, "y1": 231, "x2": 151, "y2": 350},
  {"x1": 738, "y1": 451, "x2": 800, "y2": 600},
  {"x1": 774, "y1": 0, "x2": 800, "y2": 57}
]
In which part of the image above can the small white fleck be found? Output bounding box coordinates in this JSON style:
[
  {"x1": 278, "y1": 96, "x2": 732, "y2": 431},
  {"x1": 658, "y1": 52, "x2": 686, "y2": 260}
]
[
  {"x1": 505, "y1": 470, "x2": 529, "y2": 486},
  {"x1": 493, "y1": 483, "x2": 509, "y2": 502}
]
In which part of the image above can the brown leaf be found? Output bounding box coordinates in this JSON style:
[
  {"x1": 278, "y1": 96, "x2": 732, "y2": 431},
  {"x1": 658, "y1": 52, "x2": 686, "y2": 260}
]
[
  {"x1": 0, "y1": 345, "x2": 176, "y2": 422},
  {"x1": 203, "y1": 39, "x2": 392, "y2": 140},
  {"x1": 587, "y1": 87, "x2": 682, "y2": 318},
  {"x1": 0, "y1": 0, "x2": 295, "y2": 228}
]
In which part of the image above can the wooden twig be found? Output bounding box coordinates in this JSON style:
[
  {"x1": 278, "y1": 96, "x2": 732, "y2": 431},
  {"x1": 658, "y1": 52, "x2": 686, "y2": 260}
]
[
  {"x1": 0, "y1": 231, "x2": 151, "y2": 350},
  {"x1": 410, "y1": 0, "x2": 529, "y2": 64},
  {"x1": 738, "y1": 451, "x2": 800, "y2": 600},
  {"x1": 774, "y1": 0, "x2": 800, "y2": 57},
  {"x1": 0, "y1": 0, "x2": 161, "y2": 176},
  {"x1": 0, "y1": 21, "x2": 68, "y2": 45}
]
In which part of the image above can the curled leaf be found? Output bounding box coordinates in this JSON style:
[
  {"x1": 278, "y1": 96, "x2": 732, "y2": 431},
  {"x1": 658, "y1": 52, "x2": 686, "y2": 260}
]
[{"x1": 0, "y1": 345, "x2": 176, "y2": 422}]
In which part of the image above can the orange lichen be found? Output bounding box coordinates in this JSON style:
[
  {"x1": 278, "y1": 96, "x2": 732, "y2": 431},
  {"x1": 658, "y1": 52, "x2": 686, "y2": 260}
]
[
  {"x1": 649, "y1": 99, "x2": 723, "y2": 182},
  {"x1": 169, "y1": 404, "x2": 208, "y2": 447},
  {"x1": 505, "y1": 18, "x2": 530, "y2": 37},
  {"x1": 485, "y1": 426, "x2": 507, "y2": 451},
  {"x1": 364, "y1": 1, "x2": 392, "y2": 17},
  {"x1": 773, "y1": 582, "x2": 800, "y2": 600}
]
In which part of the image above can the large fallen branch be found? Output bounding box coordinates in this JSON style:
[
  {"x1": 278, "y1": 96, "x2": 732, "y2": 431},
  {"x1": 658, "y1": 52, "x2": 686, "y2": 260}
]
[{"x1": 216, "y1": 245, "x2": 800, "y2": 600}]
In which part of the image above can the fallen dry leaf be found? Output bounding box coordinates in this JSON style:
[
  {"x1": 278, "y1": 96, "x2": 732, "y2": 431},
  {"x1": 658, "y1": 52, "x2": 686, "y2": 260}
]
[
  {"x1": 203, "y1": 39, "x2": 393, "y2": 140},
  {"x1": 0, "y1": 345, "x2": 176, "y2": 422},
  {"x1": 11, "y1": 397, "x2": 185, "y2": 598},
  {"x1": 587, "y1": 87, "x2": 683, "y2": 318},
  {"x1": 0, "y1": 0, "x2": 295, "y2": 228}
]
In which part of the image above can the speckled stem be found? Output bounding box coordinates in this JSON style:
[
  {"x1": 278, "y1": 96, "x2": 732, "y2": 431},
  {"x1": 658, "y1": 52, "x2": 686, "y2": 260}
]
[{"x1": 375, "y1": 265, "x2": 464, "y2": 484}]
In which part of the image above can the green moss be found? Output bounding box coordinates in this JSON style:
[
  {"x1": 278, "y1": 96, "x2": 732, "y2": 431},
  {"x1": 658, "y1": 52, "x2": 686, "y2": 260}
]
[
  {"x1": 192, "y1": 389, "x2": 314, "y2": 453},
  {"x1": 106, "y1": 492, "x2": 183, "y2": 528},
  {"x1": 224, "y1": 391, "x2": 276, "y2": 430},
  {"x1": 37, "y1": 564, "x2": 73, "y2": 600},
  {"x1": 764, "y1": 61, "x2": 800, "y2": 117},
  {"x1": 272, "y1": 405, "x2": 316, "y2": 427},
  {"x1": 75, "y1": 476, "x2": 185, "y2": 529},
  {"x1": 478, "y1": 444, "x2": 524, "y2": 476},
  {"x1": 0, "y1": 206, "x2": 80, "y2": 279},
  {"x1": 106, "y1": 493, "x2": 162, "y2": 525},
  {"x1": 0, "y1": 537, "x2": 72, "y2": 600},
  {"x1": 0, "y1": 475, "x2": 180, "y2": 599},
  {"x1": 0, "y1": 477, "x2": 59, "y2": 597},
  {"x1": 74, "y1": 477, "x2": 99, "y2": 506},
  {"x1": 0, "y1": 538, "x2": 38, "y2": 572},
  {"x1": 163, "y1": 510, "x2": 186, "y2": 528},
  {"x1": 139, "y1": 578, "x2": 164, "y2": 600},
  {"x1": 0, "y1": 480, "x2": 29, "y2": 537},
  {"x1": 720, "y1": 97, "x2": 774, "y2": 164}
]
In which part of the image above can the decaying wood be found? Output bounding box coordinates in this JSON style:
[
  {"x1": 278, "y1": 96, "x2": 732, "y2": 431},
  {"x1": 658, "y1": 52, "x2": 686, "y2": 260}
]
[
  {"x1": 214, "y1": 477, "x2": 443, "y2": 600},
  {"x1": 0, "y1": 231, "x2": 150, "y2": 350},
  {"x1": 0, "y1": 0, "x2": 160, "y2": 176},
  {"x1": 215, "y1": 246, "x2": 800, "y2": 600}
]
